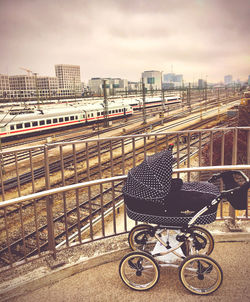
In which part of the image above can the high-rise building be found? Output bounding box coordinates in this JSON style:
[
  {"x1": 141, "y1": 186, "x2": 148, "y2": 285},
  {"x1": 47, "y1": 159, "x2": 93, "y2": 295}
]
[
  {"x1": 55, "y1": 64, "x2": 81, "y2": 93},
  {"x1": 224, "y1": 75, "x2": 233, "y2": 85},
  {"x1": 142, "y1": 70, "x2": 162, "y2": 90},
  {"x1": 163, "y1": 73, "x2": 183, "y2": 88},
  {"x1": 198, "y1": 79, "x2": 205, "y2": 89}
]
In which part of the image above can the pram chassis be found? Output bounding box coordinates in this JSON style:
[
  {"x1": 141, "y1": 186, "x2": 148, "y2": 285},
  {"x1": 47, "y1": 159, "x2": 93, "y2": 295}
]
[{"x1": 119, "y1": 170, "x2": 250, "y2": 295}]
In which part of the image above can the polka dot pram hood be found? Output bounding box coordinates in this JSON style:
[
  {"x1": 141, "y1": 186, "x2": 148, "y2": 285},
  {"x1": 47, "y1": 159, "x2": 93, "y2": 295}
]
[{"x1": 122, "y1": 149, "x2": 173, "y2": 202}]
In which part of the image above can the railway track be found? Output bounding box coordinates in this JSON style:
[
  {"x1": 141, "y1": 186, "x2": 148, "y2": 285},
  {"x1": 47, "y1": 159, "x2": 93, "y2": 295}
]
[{"x1": 0, "y1": 95, "x2": 238, "y2": 168}]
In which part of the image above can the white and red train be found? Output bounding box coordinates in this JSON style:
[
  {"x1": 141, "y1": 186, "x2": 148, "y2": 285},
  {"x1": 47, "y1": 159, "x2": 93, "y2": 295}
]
[{"x1": 0, "y1": 96, "x2": 181, "y2": 141}]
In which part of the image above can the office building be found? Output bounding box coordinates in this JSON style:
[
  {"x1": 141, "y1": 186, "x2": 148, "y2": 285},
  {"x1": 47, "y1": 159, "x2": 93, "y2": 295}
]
[
  {"x1": 142, "y1": 70, "x2": 162, "y2": 90},
  {"x1": 224, "y1": 75, "x2": 233, "y2": 85},
  {"x1": 55, "y1": 64, "x2": 81, "y2": 94}
]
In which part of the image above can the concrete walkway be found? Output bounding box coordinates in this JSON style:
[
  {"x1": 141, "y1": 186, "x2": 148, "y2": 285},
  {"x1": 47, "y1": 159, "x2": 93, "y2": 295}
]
[{"x1": 2, "y1": 233, "x2": 250, "y2": 302}]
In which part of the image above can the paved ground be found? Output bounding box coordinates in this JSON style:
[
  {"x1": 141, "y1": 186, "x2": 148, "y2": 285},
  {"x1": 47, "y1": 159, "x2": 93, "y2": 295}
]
[{"x1": 7, "y1": 240, "x2": 250, "y2": 302}]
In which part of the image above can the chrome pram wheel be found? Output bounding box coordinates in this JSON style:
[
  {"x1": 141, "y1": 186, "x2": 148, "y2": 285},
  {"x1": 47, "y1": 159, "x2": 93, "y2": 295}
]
[
  {"x1": 119, "y1": 251, "x2": 160, "y2": 291},
  {"x1": 128, "y1": 224, "x2": 156, "y2": 253},
  {"x1": 184, "y1": 226, "x2": 214, "y2": 256},
  {"x1": 179, "y1": 255, "x2": 223, "y2": 295}
]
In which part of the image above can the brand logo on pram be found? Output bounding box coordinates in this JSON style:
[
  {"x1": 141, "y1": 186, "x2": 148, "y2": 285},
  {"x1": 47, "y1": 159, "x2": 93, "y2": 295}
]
[{"x1": 181, "y1": 210, "x2": 195, "y2": 215}]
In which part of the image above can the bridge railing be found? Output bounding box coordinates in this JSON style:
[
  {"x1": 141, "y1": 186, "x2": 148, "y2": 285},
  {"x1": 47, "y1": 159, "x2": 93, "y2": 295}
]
[
  {"x1": 1, "y1": 127, "x2": 250, "y2": 201},
  {"x1": 0, "y1": 165, "x2": 249, "y2": 273}
]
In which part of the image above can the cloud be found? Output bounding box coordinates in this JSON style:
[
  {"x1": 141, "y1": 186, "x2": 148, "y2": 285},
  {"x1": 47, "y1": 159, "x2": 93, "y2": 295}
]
[{"x1": 0, "y1": 0, "x2": 249, "y2": 82}]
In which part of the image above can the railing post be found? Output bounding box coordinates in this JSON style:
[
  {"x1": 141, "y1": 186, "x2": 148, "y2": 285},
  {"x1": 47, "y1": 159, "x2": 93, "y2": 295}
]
[
  {"x1": 230, "y1": 128, "x2": 238, "y2": 223},
  {"x1": 44, "y1": 144, "x2": 56, "y2": 259},
  {"x1": 247, "y1": 129, "x2": 250, "y2": 165}
]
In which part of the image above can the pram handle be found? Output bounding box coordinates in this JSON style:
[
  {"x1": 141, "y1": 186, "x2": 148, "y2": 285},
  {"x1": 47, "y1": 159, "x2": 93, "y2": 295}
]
[{"x1": 208, "y1": 170, "x2": 249, "y2": 184}]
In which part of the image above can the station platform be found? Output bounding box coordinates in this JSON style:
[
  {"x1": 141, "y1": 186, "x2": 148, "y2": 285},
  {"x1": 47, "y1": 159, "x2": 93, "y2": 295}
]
[{"x1": 1, "y1": 223, "x2": 250, "y2": 302}]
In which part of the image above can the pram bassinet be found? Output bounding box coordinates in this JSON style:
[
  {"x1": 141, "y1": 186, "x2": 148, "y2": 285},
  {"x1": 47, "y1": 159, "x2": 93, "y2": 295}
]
[{"x1": 123, "y1": 149, "x2": 220, "y2": 226}]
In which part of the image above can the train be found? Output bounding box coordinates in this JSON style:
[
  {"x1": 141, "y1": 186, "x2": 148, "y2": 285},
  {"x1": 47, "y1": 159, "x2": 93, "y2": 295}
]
[
  {"x1": 124, "y1": 95, "x2": 181, "y2": 110},
  {"x1": 0, "y1": 95, "x2": 181, "y2": 141}
]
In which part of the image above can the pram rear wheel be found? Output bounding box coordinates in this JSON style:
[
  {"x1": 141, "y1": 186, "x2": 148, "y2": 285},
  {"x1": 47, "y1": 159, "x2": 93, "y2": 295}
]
[
  {"x1": 119, "y1": 251, "x2": 160, "y2": 291},
  {"x1": 179, "y1": 255, "x2": 223, "y2": 295},
  {"x1": 128, "y1": 224, "x2": 156, "y2": 253},
  {"x1": 183, "y1": 226, "x2": 214, "y2": 256}
]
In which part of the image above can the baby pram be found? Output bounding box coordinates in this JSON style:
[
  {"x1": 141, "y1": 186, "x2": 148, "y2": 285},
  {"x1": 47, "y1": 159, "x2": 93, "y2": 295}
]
[{"x1": 119, "y1": 146, "x2": 250, "y2": 295}]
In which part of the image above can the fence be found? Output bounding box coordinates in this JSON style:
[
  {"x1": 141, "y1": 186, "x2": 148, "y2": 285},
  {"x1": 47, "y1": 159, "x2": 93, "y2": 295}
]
[{"x1": 0, "y1": 127, "x2": 250, "y2": 272}]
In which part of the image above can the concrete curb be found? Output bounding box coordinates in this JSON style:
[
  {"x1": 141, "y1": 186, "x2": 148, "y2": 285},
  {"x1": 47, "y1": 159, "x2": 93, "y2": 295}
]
[{"x1": 1, "y1": 232, "x2": 250, "y2": 302}]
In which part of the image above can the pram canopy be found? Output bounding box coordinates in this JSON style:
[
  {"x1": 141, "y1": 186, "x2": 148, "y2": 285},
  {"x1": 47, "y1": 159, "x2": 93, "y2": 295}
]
[
  {"x1": 123, "y1": 149, "x2": 222, "y2": 226},
  {"x1": 123, "y1": 149, "x2": 173, "y2": 205}
]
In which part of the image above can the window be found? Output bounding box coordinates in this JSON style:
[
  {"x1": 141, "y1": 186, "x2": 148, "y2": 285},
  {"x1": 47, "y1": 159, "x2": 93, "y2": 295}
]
[
  {"x1": 65, "y1": 116, "x2": 69, "y2": 121},
  {"x1": 40, "y1": 120, "x2": 45, "y2": 126},
  {"x1": 59, "y1": 117, "x2": 63, "y2": 122},
  {"x1": 109, "y1": 110, "x2": 111, "y2": 114},
  {"x1": 17, "y1": 123, "x2": 23, "y2": 129},
  {"x1": 101, "y1": 111, "x2": 104, "y2": 115},
  {"x1": 24, "y1": 122, "x2": 31, "y2": 128},
  {"x1": 112, "y1": 110, "x2": 115, "y2": 114},
  {"x1": 53, "y1": 118, "x2": 58, "y2": 123},
  {"x1": 91, "y1": 113, "x2": 94, "y2": 117},
  {"x1": 75, "y1": 116, "x2": 78, "y2": 120},
  {"x1": 97, "y1": 112, "x2": 100, "y2": 116},
  {"x1": 46, "y1": 119, "x2": 51, "y2": 124},
  {"x1": 10, "y1": 125, "x2": 15, "y2": 130},
  {"x1": 70, "y1": 116, "x2": 74, "y2": 120},
  {"x1": 32, "y1": 121, "x2": 38, "y2": 127}
]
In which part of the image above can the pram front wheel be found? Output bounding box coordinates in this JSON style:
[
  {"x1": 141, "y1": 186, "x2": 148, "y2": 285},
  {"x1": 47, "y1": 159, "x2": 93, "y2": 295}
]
[
  {"x1": 119, "y1": 251, "x2": 160, "y2": 291},
  {"x1": 183, "y1": 226, "x2": 214, "y2": 256},
  {"x1": 179, "y1": 255, "x2": 223, "y2": 295},
  {"x1": 128, "y1": 224, "x2": 156, "y2": 253}
]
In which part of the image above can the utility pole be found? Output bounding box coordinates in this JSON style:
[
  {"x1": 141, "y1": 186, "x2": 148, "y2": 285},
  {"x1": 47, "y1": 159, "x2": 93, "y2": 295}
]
[
  {"x1": 187, "y1": 82, "x2": 191, "y2": 112},
  {"x1": 161, "y1": 71, "x2": 165, "y2": 115},
  {"x1": 142, "y1": 80, "x2": 147, "y2": 124},
  {"x1": 103, "y1": 80, "x2": 109, "y2": 127},
  {"x1": 33, "y1": 73, "x2": 40, "y2": 110}
]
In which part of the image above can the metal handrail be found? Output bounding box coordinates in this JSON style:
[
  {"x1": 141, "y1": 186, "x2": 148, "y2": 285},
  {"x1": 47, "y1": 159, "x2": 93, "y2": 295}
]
[{"x1": 1, "y1": 165, "x2": 249, "y2": 208}]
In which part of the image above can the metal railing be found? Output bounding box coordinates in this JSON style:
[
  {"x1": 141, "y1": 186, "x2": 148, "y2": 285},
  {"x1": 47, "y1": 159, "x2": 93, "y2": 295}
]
[
  {"x1": 0, "y1": 127, "x2": 250, "y2": 272},
  {"x1": 1, "y1": 127, "x2": 250, "y2": 200},
  {"x1": 0, "y1": 165, "x2": 249, "y2": 272}
]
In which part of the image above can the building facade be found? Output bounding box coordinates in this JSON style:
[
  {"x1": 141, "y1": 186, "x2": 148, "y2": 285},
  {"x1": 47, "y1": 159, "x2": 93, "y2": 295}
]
[
  {"x1": 142, "y1": 70, "x2": 162, "y2": 91},
  {"x1": 88, "y1": 77, "x2": 128, "y2": 95},
  {"x1": 55, "y1": 64, "x2": 81, "y2": 94},
  {"x1": 224, "y1": 75, "x2": 233, "y2": 85}
]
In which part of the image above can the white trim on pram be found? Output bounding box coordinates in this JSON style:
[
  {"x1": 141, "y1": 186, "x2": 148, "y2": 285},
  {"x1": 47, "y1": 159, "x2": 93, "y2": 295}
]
[{"x1": 126, "y1": 207, "x2": 217, "y2": 226}]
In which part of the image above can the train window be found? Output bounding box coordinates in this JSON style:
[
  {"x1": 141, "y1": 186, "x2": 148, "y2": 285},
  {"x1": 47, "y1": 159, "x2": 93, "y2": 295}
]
[
  {"x1": 10, "y1": 125, "x2": 15, "y2": 130},
  {"x1": 17, "y1": 123, "x2": 23, "y2": 129},
  {"x1": 25, "y1": 122, "x2": 31, "y2": 128},
  {"x1": 32, "y1": 121, "x2": 38, "y2": 127},
  {"x1": 101, "y1": 111, "x2": 104, "y2": 115},
  {"x1": 40, "y1": 120, "x2": 45, "y2": 126},
  {"x1": 91, "y1": 113, "x2": 94, "y2": 117},
  {"x1": 65, "y1": 117, "x2": 69, "y2": 121},
  {"x1": 75, "y1": 116, "x2": 78, "y2": 120},
  {"x1": 116, "y1": 109, "x2": 118, "y2": 113},
  {"x1": 70, "y1": 116, "x2": 74, "y2": 120},
  {"x1": 97, "y1": 112, "x2": 100, "y2": 116},
  {"x1": 46, "y1": 119, "x2": 51, "y2": 124},
  {"x1": 53, "y1": 118, "x2": 58, "y2": 123},
  {"x1": 109, "y1": 111, "x2": 111, "y2": 114},
  {"x1": 59, "y1": 117, "x2": 63, "y2": 122},
  {"x1": 87, "y1": 114, "x2": 90, "y2": 118},
  {"x1": 112, "y1": 110, "x2": 115, "y2": 114}
]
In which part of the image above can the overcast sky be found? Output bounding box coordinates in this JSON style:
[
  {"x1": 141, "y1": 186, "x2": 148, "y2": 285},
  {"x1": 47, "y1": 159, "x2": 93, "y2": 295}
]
[{"x1": 0, "y1": 0, "x2": 249, "y2": 83}]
